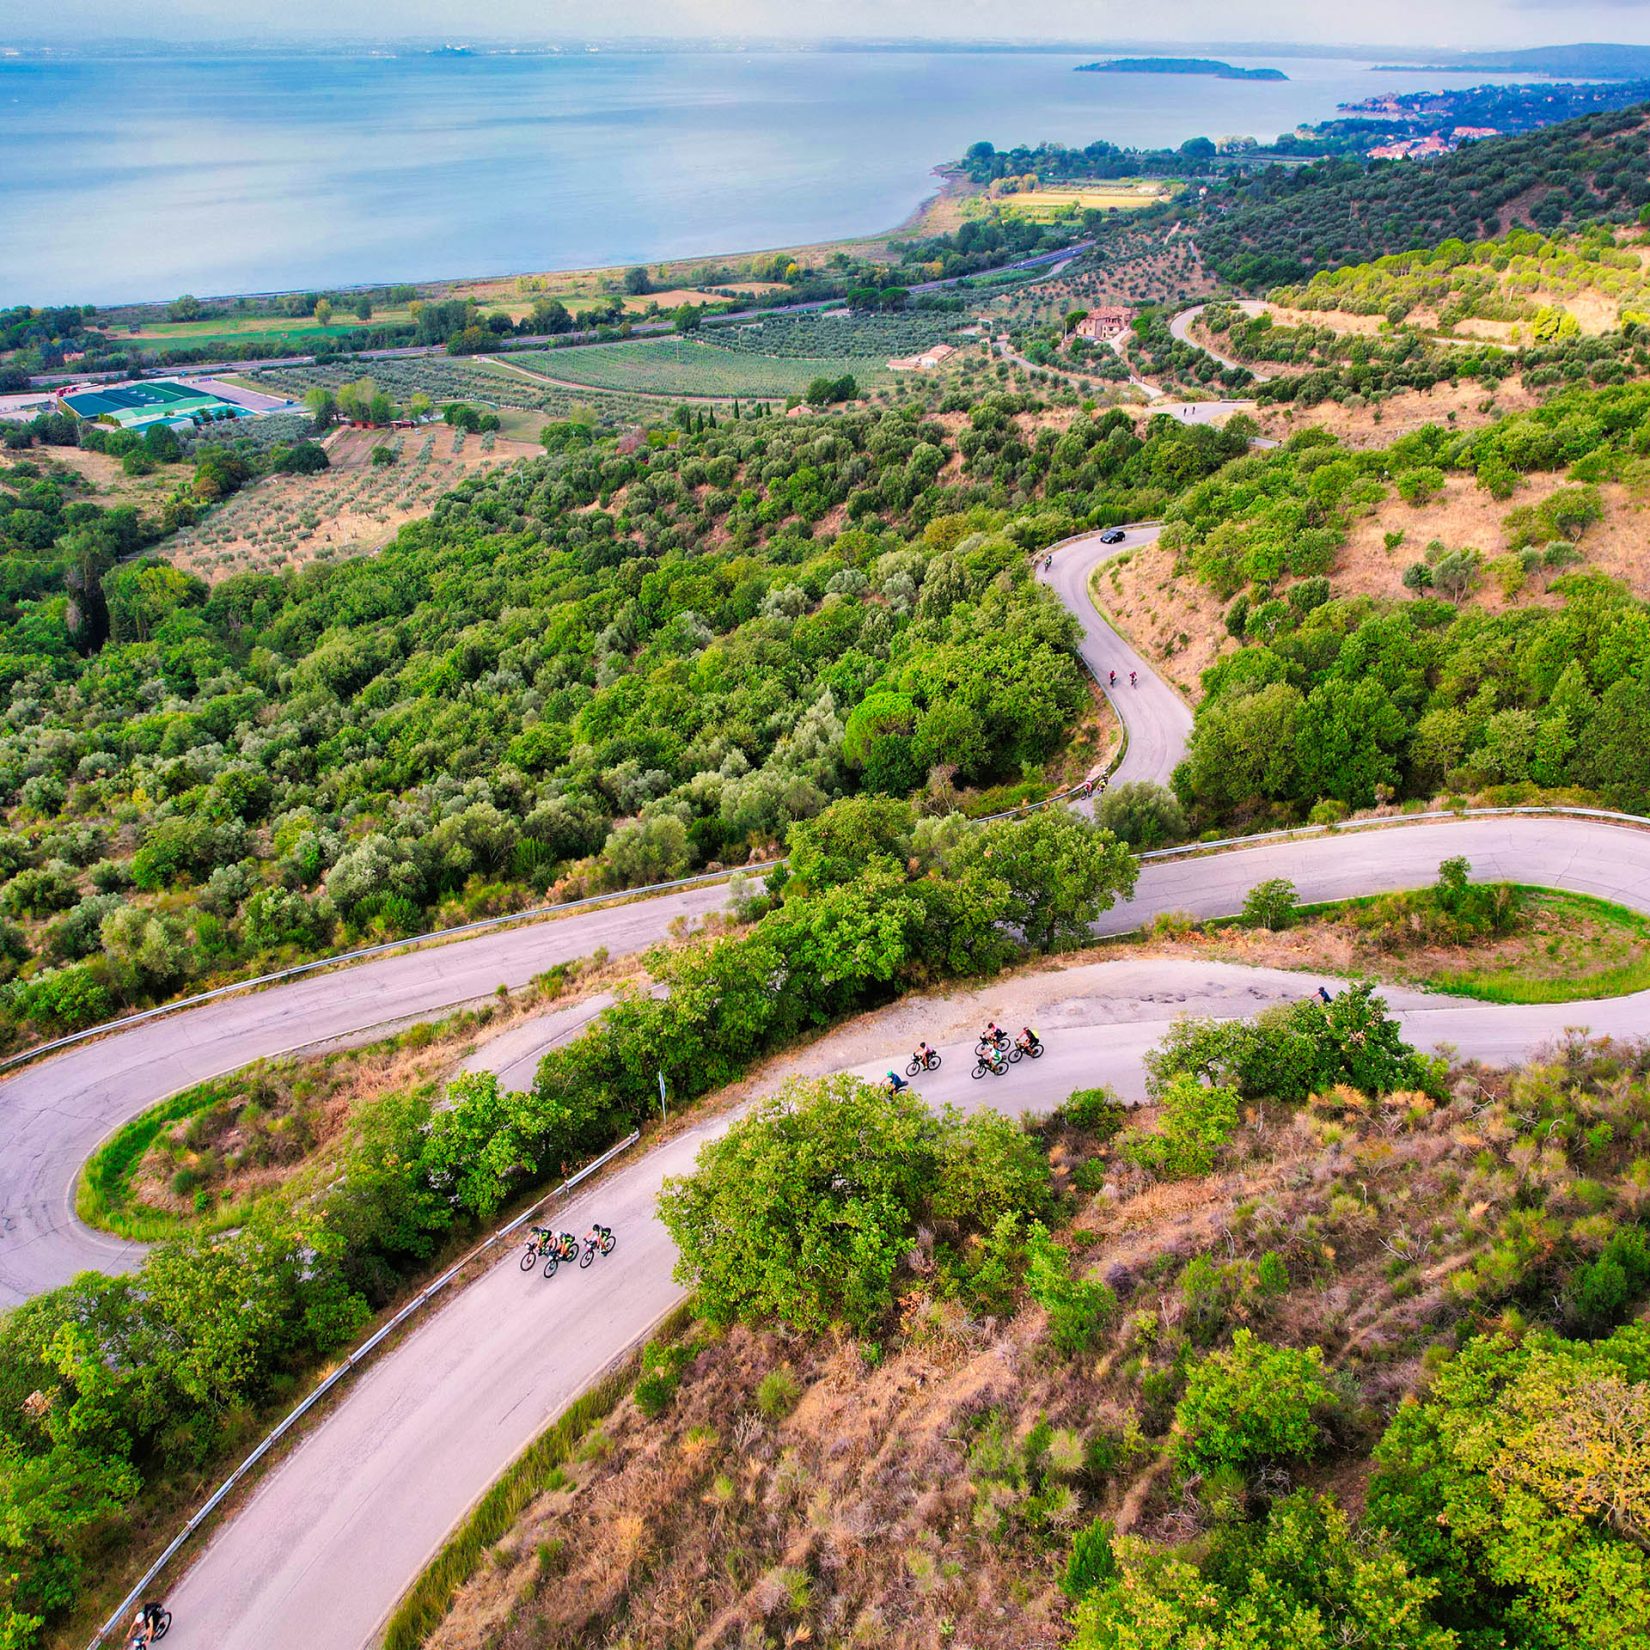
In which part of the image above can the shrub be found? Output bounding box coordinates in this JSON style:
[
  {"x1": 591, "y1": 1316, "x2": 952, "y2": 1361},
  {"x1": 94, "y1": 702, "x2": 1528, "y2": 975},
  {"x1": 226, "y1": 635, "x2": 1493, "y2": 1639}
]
[
  {"x1": 1061, "y1": 1086, "x2": 1129, "y2": 1140},
  {"x1": 1369, "y1": 1326, "x2": 1650, "y2": 1646},
  {"x1": 1240, "y1": 877, "x2": 1297, "y2": 930},
  {"x1": 1567, "y1": 1224, "x2": 1650, "y2": 1333},
  {"x1": 1061, "y1": 1517, "x2": 1118, "y2": 1601},
  {"x1": 1025, "y1": 1222, "x2": 1118, "y2": 1353},
  {"x1": 1145, "y1": 982, "x2": 1444, "y2": 1105},
  {"x1": 756, "y1": 1367, "x2": 802, "y2": 1419},
  {"x1": 1120, "y1": 1074, "x2": 1241, "y2": 1179},
  {"x1": 633, "y1": 1337, "x2": 697, "y2": 1418},
  {"x1": 1173, "y1": 1331, "x2": 1334, "y2": 1476}
]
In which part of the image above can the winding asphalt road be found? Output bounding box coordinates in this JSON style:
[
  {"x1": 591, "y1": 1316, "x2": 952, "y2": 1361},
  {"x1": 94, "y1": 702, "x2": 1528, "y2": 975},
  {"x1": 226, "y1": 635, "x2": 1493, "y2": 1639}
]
[
  {"x1": 1170, "y1": 301, "x2": 1274, "y2": 383},
  {"x1": 1041, "y1": 526, "x2": 1191, "y2": 793},
  {"x1": 11, "y1": 526, "x2": 1650, "y2": 1646},
  {"x1": 0, "y1": 882, "x2": 739, "y2": 1305}
]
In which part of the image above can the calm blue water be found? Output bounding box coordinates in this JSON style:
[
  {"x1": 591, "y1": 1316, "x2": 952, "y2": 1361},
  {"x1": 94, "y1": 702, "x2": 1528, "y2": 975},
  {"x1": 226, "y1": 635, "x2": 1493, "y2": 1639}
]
[{"x1": 0, "y1": 50, "x2": 1530, "y2": 306}]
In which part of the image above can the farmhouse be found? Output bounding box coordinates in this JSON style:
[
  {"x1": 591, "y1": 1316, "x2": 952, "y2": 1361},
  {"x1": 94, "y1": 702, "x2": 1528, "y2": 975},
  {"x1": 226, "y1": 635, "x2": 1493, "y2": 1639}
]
[
  {"x1": 1073, "y1": 307, "x2": 1132, "y2": 340},
  {"x1": 57, "y1": 378, "x2": 254, "y2": 432},
  {"x1": 886, "y1": 342, "x2": 957, "y2": 371}
]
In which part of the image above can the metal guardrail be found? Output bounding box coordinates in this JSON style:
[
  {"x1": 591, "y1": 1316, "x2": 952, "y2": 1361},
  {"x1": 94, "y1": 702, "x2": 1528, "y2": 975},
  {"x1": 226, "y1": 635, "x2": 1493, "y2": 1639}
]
[{"x1": 86, "y1": 1128, "x2": 642, "y2": 1650}]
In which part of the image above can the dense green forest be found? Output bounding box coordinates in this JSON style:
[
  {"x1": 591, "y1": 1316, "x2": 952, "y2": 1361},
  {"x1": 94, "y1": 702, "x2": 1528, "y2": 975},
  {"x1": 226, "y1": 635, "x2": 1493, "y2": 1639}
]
[{"x1": 0, "y1": 398, "x2": 1256, "y2": 1043}]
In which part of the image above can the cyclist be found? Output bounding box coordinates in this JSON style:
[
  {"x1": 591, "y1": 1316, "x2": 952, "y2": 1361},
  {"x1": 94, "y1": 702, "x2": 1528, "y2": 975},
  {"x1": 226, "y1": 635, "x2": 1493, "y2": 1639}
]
[
  {"x1": 1317, "y1": 985, "x2": 1333, "y2": 1006},
  {"x1": 127, "y1": 1605, "x2": 167, "y2": 1649},
  {"x1": 585, "y1": 1223, "x2": 614, "y2": 1249},
  {"x1": 914, "y1": 1040, "x2": 935, "y2": 1068},
  {"x1": 886, "y1": 1069, "x2": 911, "y2": 1094},
  {"x1": 1108, "y1": 669, "x2": 1117, "y2": 688},
  {"x1": 1129, "y1": 670, "x2": 1138, "y2": 687},
  {"x1": 1017, "y1": 1025, "x2": 1042, "y2": 1054}
]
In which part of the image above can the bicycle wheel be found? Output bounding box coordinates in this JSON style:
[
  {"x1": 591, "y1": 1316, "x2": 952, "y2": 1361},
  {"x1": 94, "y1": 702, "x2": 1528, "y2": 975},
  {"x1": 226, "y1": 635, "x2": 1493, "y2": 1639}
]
[
  {"x1": 1007, "y1": 1046, "x2": 1023, "y2": 1064},
  {"x1": 520, "y1": 1246, "x2": 539, "y2": 1272},
  {"x1": 991, "y1": 1061, "x2": 1008, "y2": 1078},
  {"x1": 1029, "y1": 1044, "x2": 1043, "y2": 1059},
  {"x1": 971, "y1": 1063, "x2": 986, "y2": 1080},
  {"x1": 927, "y1": 1053, "x2": 942, "y2": 1071},
  {"x1": 579, "y1": 1243, "x2": 596, "y2": 1269},
  {"x1": 154, "y1": 1616, "x2": 172, "y2": 1643},
  {"x1": 600, "y1": 1231, "x2": 615, "y2": 1255},
  {"x1": 542, "y1": 1254, "x2": 559, "y2": 1279},
  {"x1": 905, "y1": 1059, "x2": 921, "y2": 1077}
]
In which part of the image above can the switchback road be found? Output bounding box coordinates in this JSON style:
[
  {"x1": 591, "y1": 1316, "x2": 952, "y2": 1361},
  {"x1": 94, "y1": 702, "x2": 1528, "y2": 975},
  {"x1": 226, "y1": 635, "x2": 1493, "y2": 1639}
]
[{"x1": 10, "y1": 504, "x2": 1650, "y2": 1650}]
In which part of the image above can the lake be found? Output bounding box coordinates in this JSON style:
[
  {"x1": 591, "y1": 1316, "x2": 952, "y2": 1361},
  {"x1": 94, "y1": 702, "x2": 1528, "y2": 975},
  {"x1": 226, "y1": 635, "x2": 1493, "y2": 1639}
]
[{"x1": 0, "y1": 48, "x2": 1531, "y2": 306}]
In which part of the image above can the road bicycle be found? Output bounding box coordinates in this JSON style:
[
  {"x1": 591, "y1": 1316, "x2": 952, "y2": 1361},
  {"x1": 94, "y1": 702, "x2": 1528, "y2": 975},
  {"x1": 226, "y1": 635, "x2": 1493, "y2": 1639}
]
[
  {"x1": 905, "y1": 1049, "x2": 942, "y2": 1075},
  {"x1": 579, "y1": 1224, "x2": 617, "y2": 1268},
  {"x1": 127, "y1": 1609, "x2": 172, "y2": 1649},
  {"x1": 972, "y1": 1051, "x2": 1008, "y2": 1079},
  {"x1": 522, "y1": 1228, "x2": 577, "y2": 1273},
  {"x1": 541, "y1": 1231, "x2": 580, "y2": 1279}
]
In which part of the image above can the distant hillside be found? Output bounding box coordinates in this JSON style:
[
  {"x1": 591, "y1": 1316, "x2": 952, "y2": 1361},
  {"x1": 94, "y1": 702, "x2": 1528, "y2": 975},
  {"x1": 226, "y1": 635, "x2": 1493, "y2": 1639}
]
[
  {"x1": 1197, "y1": 104, "x2": 1650, "y2": 288},
  {"x1": 1378, "y1": 42, "x2": 1650, "y2": 80},
  {"x1": 1077, "y1": 57, "x2": 1288, "y2": 82}
]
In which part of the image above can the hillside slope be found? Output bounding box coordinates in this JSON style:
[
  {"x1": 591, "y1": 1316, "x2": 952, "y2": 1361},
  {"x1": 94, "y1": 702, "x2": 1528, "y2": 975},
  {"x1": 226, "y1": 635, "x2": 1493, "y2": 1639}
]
[{"x1": 1200, "y1": 106, "x2": 1650, "y2": 286}]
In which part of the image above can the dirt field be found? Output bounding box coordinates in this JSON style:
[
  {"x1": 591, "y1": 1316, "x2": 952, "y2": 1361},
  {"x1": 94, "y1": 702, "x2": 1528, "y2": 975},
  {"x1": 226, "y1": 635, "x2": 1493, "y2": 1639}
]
[
  {"x1": 166, "y1": 423, "x2": 545, "y2": 580},
  {"x1": 1252, "y1": 377, "x2": 1545, "y2": 448}
]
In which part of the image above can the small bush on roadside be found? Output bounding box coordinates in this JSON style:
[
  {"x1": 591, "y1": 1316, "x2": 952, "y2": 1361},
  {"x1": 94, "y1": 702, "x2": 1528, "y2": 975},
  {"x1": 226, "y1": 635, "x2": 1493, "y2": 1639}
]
[{"x1": 1241, "y1": 877, "x2": 1298, "y2": 930}]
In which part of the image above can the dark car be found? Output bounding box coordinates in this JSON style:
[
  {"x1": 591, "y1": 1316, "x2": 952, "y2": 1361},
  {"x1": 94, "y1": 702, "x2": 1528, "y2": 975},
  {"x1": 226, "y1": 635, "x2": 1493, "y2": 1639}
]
[{"x1": 1099, "y1": 528, "x2": 1127, "y2": 545}]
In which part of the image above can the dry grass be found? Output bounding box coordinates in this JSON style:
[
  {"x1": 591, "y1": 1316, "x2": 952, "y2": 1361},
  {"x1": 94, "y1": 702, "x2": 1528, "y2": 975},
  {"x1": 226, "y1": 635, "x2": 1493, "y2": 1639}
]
[{"x1": 1094, "y1": 541, "x2": 1231, "y2": 701}]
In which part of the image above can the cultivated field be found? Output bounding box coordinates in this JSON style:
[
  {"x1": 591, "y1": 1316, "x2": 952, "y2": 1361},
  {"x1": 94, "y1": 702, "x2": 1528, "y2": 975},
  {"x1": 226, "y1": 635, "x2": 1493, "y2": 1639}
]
[
  {"x1": 248, "y1": 356, "x2": 667, "y2": 425},
  {"x1": 165, "y1": 424, "x2": 543, "y2": 580},
  {"x1": 995, "y1": 182, "x2": 1175, "y2": 220},
  {"x1": 506, "y1": 337, "x2": 899, "y2": 399}
]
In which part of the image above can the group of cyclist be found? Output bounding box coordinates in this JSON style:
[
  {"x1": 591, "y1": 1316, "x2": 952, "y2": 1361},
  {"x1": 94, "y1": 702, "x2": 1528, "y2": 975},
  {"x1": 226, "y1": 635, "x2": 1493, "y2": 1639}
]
[
  {"x1": 523, "y1": 1222, "x2": 617, "y2": 1274},
  {"x1": 885, "y1": 1022, "x2": 1043, "y2": 1092}
]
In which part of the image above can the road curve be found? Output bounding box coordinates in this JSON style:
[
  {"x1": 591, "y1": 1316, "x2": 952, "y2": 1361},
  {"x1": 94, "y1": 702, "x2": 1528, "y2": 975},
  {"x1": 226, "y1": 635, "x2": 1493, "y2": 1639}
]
[
  {"x1": 0, "y1": 880, "x2": 739, "y2": 1305},
  {"x1": 1170, "y1": 301, "x2": 1273, "y2": 382},
  {"x1": 154, "y1": 851, "x2": 1650, "y2": 1650},
  {"x1": 1041, "y1": 526, "x2": 1192, "y2": 793},
  {"x1": 17, "y1": 503, "x2": 1650, "y2": 1645}
]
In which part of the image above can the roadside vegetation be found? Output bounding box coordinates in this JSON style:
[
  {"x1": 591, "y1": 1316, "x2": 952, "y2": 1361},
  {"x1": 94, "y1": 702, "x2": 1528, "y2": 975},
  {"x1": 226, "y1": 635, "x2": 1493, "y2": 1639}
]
[
  {"x1": 410, "y1": 993, "x2": 1650, "y2": 1650},
  {"x1": 0, "y1": 795, "x2": 1136, "y2": 1648}
]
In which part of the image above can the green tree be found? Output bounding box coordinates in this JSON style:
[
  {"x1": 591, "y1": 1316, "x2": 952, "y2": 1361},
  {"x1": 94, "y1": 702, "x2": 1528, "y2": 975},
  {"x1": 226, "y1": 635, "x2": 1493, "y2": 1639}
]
[
  {"x1": 1096, "y1": 781, "x2": 1186, "y2": 849},
  {"x1": 964, "y1": 810, "x2": 1137, "y2": 953},
  {"x1": 1173, "y1": 1330, "x2": 1335, "y2": 1476},
  {"x1": 658, "y1": 1075, "x2": 938, "y2": 1333}
]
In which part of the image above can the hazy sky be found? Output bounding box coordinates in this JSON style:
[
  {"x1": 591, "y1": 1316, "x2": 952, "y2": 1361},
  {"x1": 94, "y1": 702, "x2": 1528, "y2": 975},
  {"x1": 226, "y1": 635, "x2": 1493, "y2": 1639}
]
[{"x1": 6, "y1": 0, "x2": 1650, "y2": 48}]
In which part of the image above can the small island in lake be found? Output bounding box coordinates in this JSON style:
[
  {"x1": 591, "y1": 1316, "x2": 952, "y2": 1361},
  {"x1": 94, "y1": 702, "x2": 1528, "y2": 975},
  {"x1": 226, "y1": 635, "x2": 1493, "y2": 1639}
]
[{"x1": 1076, "y1": 57, "x2": 1289, "y2": 81}]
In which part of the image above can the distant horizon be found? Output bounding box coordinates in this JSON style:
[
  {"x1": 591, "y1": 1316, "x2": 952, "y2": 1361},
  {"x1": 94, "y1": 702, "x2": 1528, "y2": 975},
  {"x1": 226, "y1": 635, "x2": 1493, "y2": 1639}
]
[{"x1": 5, "y1": 34, "x2": 1650, "y2": 57}]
